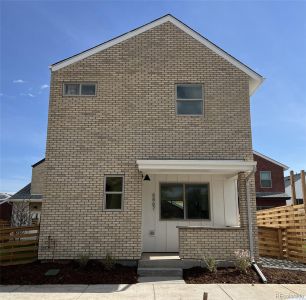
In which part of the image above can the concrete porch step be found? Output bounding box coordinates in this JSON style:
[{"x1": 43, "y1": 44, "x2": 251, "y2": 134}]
[
  {"x1": 137, "y1": 267, "x2": 183, "y2": 277},
  {"x1": 138, "y1": 258, "x2": 183, "y2": 268}
]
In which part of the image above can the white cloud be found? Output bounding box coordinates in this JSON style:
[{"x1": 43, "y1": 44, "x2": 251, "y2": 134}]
[
  {"x1": 40, "y1": 84, "x2": 49, "y2": 89},
  {"x1": 13, "y1": 79, "x2": 26, "y2": 83},
  {"x1": 20, "y1": 93, "x2": 35, "y2": 98}
]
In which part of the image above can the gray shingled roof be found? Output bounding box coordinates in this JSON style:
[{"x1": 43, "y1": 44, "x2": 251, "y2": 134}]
[
  {"x1": 256, "y1": 192, "x2": 290, "y2": 199},
  {"x1": 9, "y1": 183, "x2": 42, "y2": 200},
  {"x1": 284, "y1": 173, "x2": 302, "y2": 188}
]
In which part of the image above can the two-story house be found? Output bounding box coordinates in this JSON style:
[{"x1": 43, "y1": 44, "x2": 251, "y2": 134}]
[
  {"x1": 253, "y1": 151, "x2": 289, "y2": 210},
  {"x1": 36, "y1": 15, "x2": 263, "y2": 263}
]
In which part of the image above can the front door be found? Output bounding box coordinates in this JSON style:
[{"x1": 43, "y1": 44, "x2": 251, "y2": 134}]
[{"x1": 142, "y1": 174, "x2": 181, "y2": 252}]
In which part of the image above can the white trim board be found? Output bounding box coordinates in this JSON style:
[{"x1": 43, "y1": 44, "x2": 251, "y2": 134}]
[
  {"x1": 253, "y1": 150, "x2": 289, "y2": 170},
  {"x1": 137, "y1": 159, "x2": 256, "y2": 175},
  {"x1": 50, "y1": 14, "x2": 263, "y2": 96}
]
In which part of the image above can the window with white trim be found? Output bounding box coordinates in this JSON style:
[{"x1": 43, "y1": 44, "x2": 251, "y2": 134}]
[
  {"x1": 260, "y1": 171, "x2": 272, "y2": 188},
  {"x1": 104, "y1": 176, "x2": 124, "y2": 210},
  {"x1": 176, "y1": 84, "x2": 203, "y2": 115},
  {"x1": 160, "y1": 183, "x2": 209, "y2": 219},
  {"x1": 63, "y1": 83, "x2": 96, "y2": 96}
]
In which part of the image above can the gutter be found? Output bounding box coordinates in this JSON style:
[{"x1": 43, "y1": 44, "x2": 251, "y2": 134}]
[{"x1": 245, "y1": 165, "x2": 267, "y2": 283}]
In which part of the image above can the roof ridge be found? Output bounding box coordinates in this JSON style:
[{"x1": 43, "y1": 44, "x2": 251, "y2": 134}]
[{"x1": 49, "y1": 15, "x2": 263, "y2": 95}]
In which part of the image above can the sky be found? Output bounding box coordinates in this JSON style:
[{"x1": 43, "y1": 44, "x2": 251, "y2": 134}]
[{"x1": 1, "y1": 0, "x2": 306, "y2": 193}]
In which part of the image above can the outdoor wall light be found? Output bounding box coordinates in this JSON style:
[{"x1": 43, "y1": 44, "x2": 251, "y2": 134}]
[{"x1": 143, "y1": 174, "x2": 151, "y2": 181}]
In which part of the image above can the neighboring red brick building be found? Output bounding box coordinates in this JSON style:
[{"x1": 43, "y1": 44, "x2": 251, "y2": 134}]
[{"x1": 253, "y1": 151, "x2": 290, "y2": 210}]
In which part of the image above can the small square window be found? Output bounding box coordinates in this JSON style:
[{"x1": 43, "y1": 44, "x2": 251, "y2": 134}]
[
  {"x1": 64, "y1": 84, "x2": 80, "y2": 95},
  {"x1": 104, "y1": 176, "x2": 124, "y2": 210},
  {"x1": 260, "y1": 171, "x2": 272, "y2": 188},
  {"x1": 81, "y1": 84, "x2": 96, "y2": 95},
  {"x1": 176, "y1": 84, "x2": 203, "y2": 115}
]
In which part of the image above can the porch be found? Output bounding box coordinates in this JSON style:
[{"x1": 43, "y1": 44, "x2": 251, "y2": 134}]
[{"x1": 137, "y1": 159, "x2": 257, "y2": 259}]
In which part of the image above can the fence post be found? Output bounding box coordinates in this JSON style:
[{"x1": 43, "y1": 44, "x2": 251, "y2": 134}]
[
  {"x1": 301, "y1": 170, "x2": 306, "y2": 212},
  {"x1": 277, "y1": 228, "x2": 283, "y2": 259},
  {"x1": 290, "y1": 171, "x2": 297, "y2": 205}
]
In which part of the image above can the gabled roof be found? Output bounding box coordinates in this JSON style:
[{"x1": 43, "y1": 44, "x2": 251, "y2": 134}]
[
  {"x1": 253, "y1": 150, "x2": 289, "y2": 170},
  {"x1": 9, "y1": 183, "x2": 42, "y2": 201},
  {"x1": 32, "y1": 158, "x2": 45, "y2": 168},
  {"x1": 50, "y1": 14, "x2": 263, "y2": 95},
  {"x1": 284, "y1": 173, "x2": 303, "y2": 187}
]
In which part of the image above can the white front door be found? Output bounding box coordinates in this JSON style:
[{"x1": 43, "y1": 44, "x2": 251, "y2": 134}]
[{"x1": 142, "y1": 174, "x2": 182, "y2": 252}]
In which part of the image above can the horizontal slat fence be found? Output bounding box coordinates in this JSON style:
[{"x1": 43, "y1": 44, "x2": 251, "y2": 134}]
[
  {"x1": 0, "y1": 220, "x2": 10, "y2": 228},
  {"x1": 257, "y1": 204, "x2": 306, "y2": 264},
  {"x1": 0, "y1": 225, "x2": 40, "y2": 266}
]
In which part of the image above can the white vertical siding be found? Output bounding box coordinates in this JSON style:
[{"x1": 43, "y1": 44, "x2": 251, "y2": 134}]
[{"x1": 142, "y1": 174, "x2": 240, "y2": 252}]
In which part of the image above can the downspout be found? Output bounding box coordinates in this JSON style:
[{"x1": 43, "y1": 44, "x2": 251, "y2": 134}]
[
  {"x1": 245, "y1": 166, "x2": 256, "y2": 260},
  {"x1": 245, "y1": 165, "x2": 267, "y2": 283}
]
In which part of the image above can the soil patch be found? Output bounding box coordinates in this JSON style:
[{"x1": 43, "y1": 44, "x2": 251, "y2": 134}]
[
  {"x1": 184, "y1": 267, "x2": 261, "y2": 284},
  {"x1": 0, "y1": 260, "x2": 137, "y2": 284},
  {"x1": 261, "y1": 267, "x2": 306, "y2": 284},
  {"x1": 184, "y1": 266, "x2": 306, "y2": 284}
]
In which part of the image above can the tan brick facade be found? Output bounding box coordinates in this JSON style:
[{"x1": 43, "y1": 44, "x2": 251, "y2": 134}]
[
  {"x1": 31, "y1": 161, "x2": 45, "y2": 195},
  {"x1": 39, "y1": 21, "x2": 257, "y2": 260}
]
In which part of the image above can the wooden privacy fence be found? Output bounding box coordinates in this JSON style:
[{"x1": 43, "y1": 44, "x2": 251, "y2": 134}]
[
  {"x1": 0, "y1": 225, "x2": 40, "y2": 266},
  {"x1": 257, "y1": 204, "x2": 306, "y2": 264},
  {"x1": 0, "y1": 220, "x2": 10, "y2": 228}
]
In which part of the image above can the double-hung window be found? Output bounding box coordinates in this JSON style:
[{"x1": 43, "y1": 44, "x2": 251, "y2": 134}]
[
  {"x1": 63, "y1": 83, "x2": 96, "y2": 96},
  {"x1": 104, "y1": 176, "x2": 124, "y2": 210},
  {"x1": 260, "y1": 171, "x2": 272, "y2": 188},
  {"x1": 176, "y1": 84, "x2": 203, "y2": 115},
  {"x1": 160, "y1": 183, "x2": 209, "y2": 220}
]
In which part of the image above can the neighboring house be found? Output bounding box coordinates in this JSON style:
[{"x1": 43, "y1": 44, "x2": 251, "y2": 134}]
[
  {"x1": 253, "y1": 151, "x2": 290, "y2": 210},
  {"x1": 0, "y1": 192, "x2": 12, "y2": 221},
  {"x1": 285, "y1": 172, "x2": 305, "y2": 205},
  {"x1": 38, "y1": 15, "x2": 264, "y2": 262},
  {"x1": 9, "y1": 159, "x2": 45, "y2": 223}
]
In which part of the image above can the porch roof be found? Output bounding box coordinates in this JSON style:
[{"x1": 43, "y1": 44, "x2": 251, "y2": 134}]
[{"x1": 136, "y1": 160, "x2": 256, "y2": 175}]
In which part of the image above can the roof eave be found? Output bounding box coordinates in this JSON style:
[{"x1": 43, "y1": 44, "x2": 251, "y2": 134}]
[
  {"x1": 49, "y1": 14, "x2": 264, "y2": 96},
  {"x1": 253, "y1": 150, "x2": 289, "y2": 170}
]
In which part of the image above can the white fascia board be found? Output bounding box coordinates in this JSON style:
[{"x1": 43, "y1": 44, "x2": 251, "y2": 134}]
[
  {"x1": 50, "y1": 15, "x2": 263, "y2": 95},
  {"x1": 137, "y1": 160, "x2": 256, "y2": 174},
  {"x1": 253, "y1": 150, "x2": 289, "y2": 170}
]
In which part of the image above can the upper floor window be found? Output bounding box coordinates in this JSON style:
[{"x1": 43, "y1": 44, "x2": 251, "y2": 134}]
[
  {"x1": 176, "y1": 84, "x2": 203, "y2": 115},
  {"x1": 104, "y1": 175, "x2": 124, "y2": 210},
  {"x1": 63, "y1": 83, "x2": 96, "y2": 96},
  {"x1": 260, "y1": 171, "x2": 272, "y2": 188}
]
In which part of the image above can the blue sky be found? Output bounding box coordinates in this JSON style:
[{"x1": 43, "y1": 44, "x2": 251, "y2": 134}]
[{"x1": 1, "y1": 1, "x2": 305, "y2": 193}]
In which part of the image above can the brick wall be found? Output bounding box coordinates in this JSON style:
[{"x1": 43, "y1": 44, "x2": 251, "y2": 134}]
[
  {"x1": 254, "y1": 154, "x2": 285, "y2": 193},
  {"x1": 179, "y1": 228, "x2": 248, "y2": 260},
  {"x1": 39, "y1": 21, "x2": 256, "y2": 260},
  {"x1": 31, "y1": 161, "x2": 45, "y2": 195}
]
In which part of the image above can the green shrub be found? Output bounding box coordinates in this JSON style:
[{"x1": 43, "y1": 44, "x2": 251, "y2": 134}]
[
  {"x1": 104, "y1": 252, "x2": 115, "y2": 270},
  {"x1": 77, "y1": 254, "x2": 90, "y2": 268},
  {"x1": 234, "y1": 249, "x2": 251, "y2": 273},
  {"x1": 203, "y1": 255, "x2": 217, "y2": 273}
]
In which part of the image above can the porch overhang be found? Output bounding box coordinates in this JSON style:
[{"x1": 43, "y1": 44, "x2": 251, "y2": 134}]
[{"x1": 136, "y1": 160, "x2": 256, "y2": 175}]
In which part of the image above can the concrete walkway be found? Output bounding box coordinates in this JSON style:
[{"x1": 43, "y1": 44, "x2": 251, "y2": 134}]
[{"x1": 1, "y1": 284, "x2": 305, "y2": 300}]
